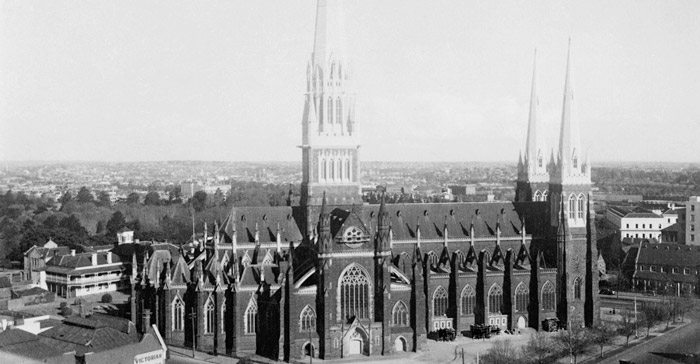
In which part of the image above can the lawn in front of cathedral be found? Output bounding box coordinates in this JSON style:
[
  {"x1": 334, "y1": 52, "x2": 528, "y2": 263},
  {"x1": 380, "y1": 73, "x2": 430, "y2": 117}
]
[{"x1": 364, "y1": 329, "x2": 536, "y2": 364}]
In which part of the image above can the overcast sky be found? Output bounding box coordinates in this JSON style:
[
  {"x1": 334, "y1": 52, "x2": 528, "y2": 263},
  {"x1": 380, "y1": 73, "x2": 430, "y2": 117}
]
[{"x1": 1, "y1": 1, "x2": 698, "y2": 163}]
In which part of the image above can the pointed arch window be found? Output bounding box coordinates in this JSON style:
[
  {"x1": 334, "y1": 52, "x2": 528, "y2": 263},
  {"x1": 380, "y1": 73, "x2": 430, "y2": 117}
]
[
  {"x1": 426, "y1": 251, "x2": 439, "y2": 268},
  {"x1": 392, "y1": 301, "x2": 409, "y2": 326},
  {"x1": 433, "y1": 286, "x2": 448, "y2": 317},
  {"x1": 330, "y1": 159, "x2": 335, "y2": 180},
  {"x1": 336, "y1": 97, "x2": 342, "y2": 124},
  {"x1": 204, "y1": 298, "x2": 215, "y2": 334},
  {"x1": 339, "y1": 264, "x2": 370, "y2": 320},
  {"x1": 461, "y1": 285, "x2": 476, "y2": 316},
  {"x1": 221, "y1": 299, "x2": 227, "y2": 334},
  {"x1": 327, "y1": 97, "x2": 333, "y2": 124},
  {"x1": 321, "y1": 159, "x2": 327, "y2": 181},
  {"x1": 300, "y1": 306, "x2": 316, "y2": 332},
  {"x1": 537, "y1": 152, "x2": 543, "y2": 168},
  {"x1": 336, "y1": 159, "x2": 341, "y2": 181},
  {"x1": 533, "y1": 191, "x2": 541, "y2": 202},
  {"x1": 515, "y1": 283, "x2": 529, "y2": 312},
  {"x1": 345, "y1": 159, "x2": 351, "y2": 181},
  {"x1": 244, "y1": 298, "x2": 258, "y2": 335},
  {"x1": 568, "y1": 194, "x2": 576, "y2": 219},
  {"x1": 542, "y1": 281, "x2": 556, "y2": 310},
  {"x1": 577, "y1": 194, "x2": 585, "y2": 219},
  {"x1": 542, "y1": 190, "x2": 548, "y2": 201},
  {"x1": 573, "y1": 277, "x2": 583, "y2": 300},
  {"x1": 572, "y1": 150, "x2": 578, "y2": 169},
  {"x1": 488, "y1": 284, "x2": 503, "y2": 314},
  {"x1": 172, "y1": 296, "x2": 185, "y2": 331}
]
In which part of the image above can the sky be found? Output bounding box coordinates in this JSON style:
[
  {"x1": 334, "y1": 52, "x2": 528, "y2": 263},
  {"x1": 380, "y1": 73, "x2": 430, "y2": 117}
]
[{"x1": 1, "y1": 0, "x2": 699, "y2": 163}]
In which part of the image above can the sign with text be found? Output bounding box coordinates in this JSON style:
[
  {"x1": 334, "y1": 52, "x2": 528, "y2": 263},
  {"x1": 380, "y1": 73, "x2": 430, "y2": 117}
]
[{"x1": 133, "y1": 350, "x2": 164, "y2": 364}]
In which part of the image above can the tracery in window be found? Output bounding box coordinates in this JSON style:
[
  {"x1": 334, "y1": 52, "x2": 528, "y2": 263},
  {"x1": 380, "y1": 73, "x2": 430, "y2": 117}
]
[
  {"x1": 433, "y1": 286, "x2": 448, "y2": 317},
  {"x1": 515, "y1": 283, "x2": 529, "y2": 312},
  {"x1": 542, "y1": 281, "x2": 555, "y2": 310},
  {"x1": 244, "y1": 298, "x2": 257, "y2": 334},
  {"x1": 204, "y1": 298, "x2": 215, "y2": 334},
  {"x1": 300, "y1": 305, "x2": 316, "y2": 332},
  {"x1": 172, "y1": 296, "x2": 184, "y2": 331},
  {"x1": 392, "y1": 301, "x2": 409, "y2": 326},
  {"x1": 461, "y1": 285, "x2": 475, "y2": 316},
  {"x1": 488, "y1": 284, "x2": 503, "y2": 314},
  {"x1": 339, "y1": 264, "x2": 370, "y2": 320}
]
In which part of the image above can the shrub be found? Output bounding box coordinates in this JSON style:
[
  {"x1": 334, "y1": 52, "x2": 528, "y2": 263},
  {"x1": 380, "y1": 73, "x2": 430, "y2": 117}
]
[
  {"x1": 61, "y1": 307, "x2": 73, "y2": 316},
  {"x1": 59, "y1": 302, "x2": 67, "y2": 309},
  {"x1": 101, "y1": 293, "x2": 113, "y2": 303}
]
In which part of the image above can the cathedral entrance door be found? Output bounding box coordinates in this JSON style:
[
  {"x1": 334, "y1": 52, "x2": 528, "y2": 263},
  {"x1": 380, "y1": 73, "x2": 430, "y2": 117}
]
[
  {"x1": 517, "y1": 316, "x2": 527, "y2": 329},
  {"x1": 348, "y1": 339, "x2": 361, "y2": 355},
  {"x1": 394, "y1": 337, "x2": 407, "y2": 352},
  {"x1": 343, "y1": 326, "x2": 369, "y2": 356}
]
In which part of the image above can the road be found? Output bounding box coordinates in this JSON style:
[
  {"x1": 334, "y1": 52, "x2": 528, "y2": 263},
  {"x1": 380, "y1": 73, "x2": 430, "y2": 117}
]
[{"x1": 596, "y1": 313, "x2": 700, "y2": 364}]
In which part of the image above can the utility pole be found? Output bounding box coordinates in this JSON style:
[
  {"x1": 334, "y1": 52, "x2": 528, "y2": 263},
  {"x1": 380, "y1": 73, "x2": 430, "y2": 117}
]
[{"x1": 190, "y1": 307, "x2": 197, "y2": 358}]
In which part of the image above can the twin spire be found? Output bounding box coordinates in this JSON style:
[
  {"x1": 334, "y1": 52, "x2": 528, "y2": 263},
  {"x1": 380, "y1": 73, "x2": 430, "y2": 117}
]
[{"x1": 521, "y1": 41, "x2": 590, "y2": 186}]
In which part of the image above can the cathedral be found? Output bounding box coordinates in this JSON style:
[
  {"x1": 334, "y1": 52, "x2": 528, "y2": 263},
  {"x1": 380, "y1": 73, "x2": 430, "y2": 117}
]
[{"x1": 131, "y1": 0, "x2": 598, "y2": 361}]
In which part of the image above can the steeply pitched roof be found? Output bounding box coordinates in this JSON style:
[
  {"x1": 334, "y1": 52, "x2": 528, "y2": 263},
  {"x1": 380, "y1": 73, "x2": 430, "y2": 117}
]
[
  {"x1": 220, "y1": 206, "x2": 303, "y2": 244},
  {"x1": 635, "y1": 242, "x2": 700, "y2": 267}
]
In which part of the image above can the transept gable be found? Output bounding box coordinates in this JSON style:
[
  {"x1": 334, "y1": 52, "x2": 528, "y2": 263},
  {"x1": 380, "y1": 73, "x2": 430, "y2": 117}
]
[{"x1": 170, "y1": 255, "x2": 191, "y2": 285}]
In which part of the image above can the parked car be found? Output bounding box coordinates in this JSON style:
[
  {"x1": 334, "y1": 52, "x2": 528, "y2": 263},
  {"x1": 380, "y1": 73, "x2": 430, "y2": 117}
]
[{"x1": 599, "y1": 288, "x2": 615, "y2": 295}]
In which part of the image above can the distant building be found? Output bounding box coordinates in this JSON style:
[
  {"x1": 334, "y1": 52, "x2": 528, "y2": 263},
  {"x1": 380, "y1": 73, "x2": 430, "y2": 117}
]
[
  {"x1": 687, "y1": 196, "x2": 700, "y2": 245},
  {"x1": 632, "y1": 241, "x2": 700, "y2": 295},
  {"x1": 180, "y1": 181, "x2": 203, "y2": 200},
  {"x1": 23, "y1": 239, "x2": 70, "y2": 283},
  {"x1": 449, "y1": 184, "x2": 477, "y2": 196},
  {"x1": 42, "y1": 251, "x2": 124, "y2": 298},
  {"x1": 117, "y1": 229, "x2": 134, "y2": 245},
  {"x1": 606, "y1": 205, "x2": 678, "y2": 240}
]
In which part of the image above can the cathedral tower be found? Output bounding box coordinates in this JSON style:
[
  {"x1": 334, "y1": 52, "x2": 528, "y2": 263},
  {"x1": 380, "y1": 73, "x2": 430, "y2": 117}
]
[
  {"x1": 516, "y1": 51, "x2": 549, "y2": 202},
  {"x1": 301, "y1": 0, "x2": 362, "y2": 206},
  {"x1": 549, "y1": 42, "x2": 598, "y2": 327}
]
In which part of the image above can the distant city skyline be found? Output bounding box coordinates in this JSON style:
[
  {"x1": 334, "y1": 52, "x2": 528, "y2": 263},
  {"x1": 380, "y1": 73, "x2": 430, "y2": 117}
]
[{"x1": 1, "y1": 1, "x2": 699, "y2": 163}]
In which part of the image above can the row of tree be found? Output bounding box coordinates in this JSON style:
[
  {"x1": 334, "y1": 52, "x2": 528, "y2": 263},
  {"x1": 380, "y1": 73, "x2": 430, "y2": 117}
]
[{"x1": 481, "y1": 296, "x2": 698, "y2": 364}]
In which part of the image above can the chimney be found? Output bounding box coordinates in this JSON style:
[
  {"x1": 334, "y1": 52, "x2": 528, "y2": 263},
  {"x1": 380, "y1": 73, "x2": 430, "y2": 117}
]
[
  {"x1": 142, "y1": 309, "x2": 151, "y2": 333},
  {"x1": 71, "y1": 250, "x2": 76, "y2": 256},
  {"x1": 106, "y1": 252, "x2": 112, "y2": 264},
  {"x1": 91, "y1": 253, "x2": 97, "y2": 266}
]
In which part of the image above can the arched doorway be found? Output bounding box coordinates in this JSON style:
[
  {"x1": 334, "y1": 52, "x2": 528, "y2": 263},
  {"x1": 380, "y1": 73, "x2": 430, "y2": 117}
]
[
  {"x1": 344, "y1": 327, "x2": 369, "y2": 356},
  {"x1": 303, "y1": 342, "x2": 315, "y2": 358},
  {"x1": 517, "y1": 316, "x2": 527, "y2": 329},
  {"x1": 394, "y1": 336, "x2": 407, "y2": 352}
]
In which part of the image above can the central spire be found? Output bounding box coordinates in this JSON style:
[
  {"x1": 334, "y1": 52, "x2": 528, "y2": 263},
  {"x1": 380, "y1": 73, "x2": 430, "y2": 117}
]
[
  {"x1": 301, "y1": 0, "x2": 362, "y2": 206},
  {"x1": 313, "y1": 0, "x2": 348, "y2": 69}
]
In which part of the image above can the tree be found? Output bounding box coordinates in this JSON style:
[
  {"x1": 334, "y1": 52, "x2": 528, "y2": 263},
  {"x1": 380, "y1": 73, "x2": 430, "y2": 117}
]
[
  {"x1": 76, "y1": 186, "x2": 94, "y2": 204},
  {"x1": 591, "y1": 322, "x2": 618, "y2": 358},
  {"x1": 126, "y1": 192, "x2": 140, "y2": 205},
  {"x1": 191, "y1": 191, "x2": 208, "y2": 212},
  {"x1": 617, "y1": 310, "x2": 636, "y2": 346},
  {"x1": 481, "y1": 339, "x2": 521, "y2": 364},
  {"x1": 59, "y1": 214, "x2": 87, "y2": 235},
  {"x1": 640, "y1": 302, "x2": 665, "y2": 336},
  {"x1": 521, "y1": 331, "x2": 559, "y2": 364},
  {"x1": 168, "y1": 185, "x2": 182, "y2": 204},
  {"x1": 144, "y1": 191, "x2": 161, "y2": 206},
  {"x1": 59, "y1": 191, "x2": 72, "y2": 208},
  {"x1": 106, "y1": 211, "x2": 127, "y2": 237},
  {"x1": 95, "y1": 220, "x2": 105, "y2": 235},
  {"x1": 553, "y1": 324, "x2": 594, "y2": 364},
  {"x1": 97, "y1": 191, "x2": 111, "y2": 207}
]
